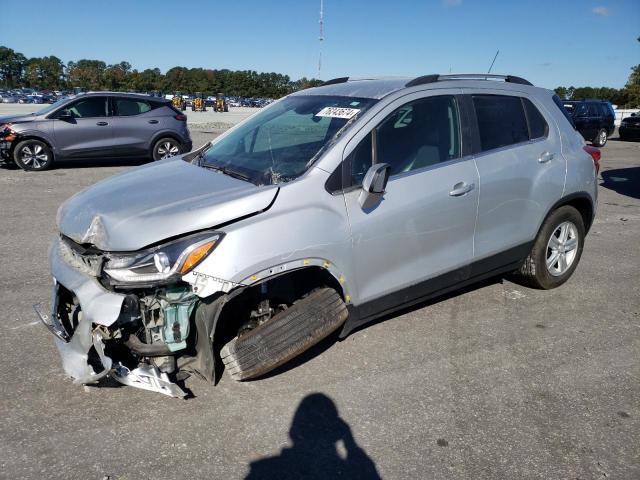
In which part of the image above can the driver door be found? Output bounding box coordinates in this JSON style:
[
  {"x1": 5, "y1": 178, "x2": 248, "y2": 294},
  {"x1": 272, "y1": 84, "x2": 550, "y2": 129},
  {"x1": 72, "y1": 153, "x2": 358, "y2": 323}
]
[
  {"x1": 52, "y1": 96, "x2": 114, "y2": 158},
  {"x1": 342, "y1": 92, "x2": 478, "y2": 314}
]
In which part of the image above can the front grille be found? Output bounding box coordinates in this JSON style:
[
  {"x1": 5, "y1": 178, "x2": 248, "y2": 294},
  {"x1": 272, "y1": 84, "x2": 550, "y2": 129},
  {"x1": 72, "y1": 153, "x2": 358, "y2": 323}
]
[{"x1": 58, "y1": 236, "x2": 104, "y2": 277}]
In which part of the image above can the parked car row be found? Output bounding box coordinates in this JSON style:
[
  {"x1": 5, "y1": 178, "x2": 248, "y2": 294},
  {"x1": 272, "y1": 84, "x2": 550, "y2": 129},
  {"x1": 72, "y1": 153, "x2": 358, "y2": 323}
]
[
  {"x1": 0, "y1": 88, "x2": 59, "y2": 104},
  {"x1": 0, "y1": 91, "x2": 192, "y2": 170}
]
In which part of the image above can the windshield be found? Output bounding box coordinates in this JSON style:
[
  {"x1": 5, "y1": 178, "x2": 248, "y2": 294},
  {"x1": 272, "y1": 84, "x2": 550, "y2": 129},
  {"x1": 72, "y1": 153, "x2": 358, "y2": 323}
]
[
  {"x1": 200, "y1": 95, "x2": 377, "y2": 185},
  {"x1": 36, "y1": 96, "x2": 73, "y2": 116}
]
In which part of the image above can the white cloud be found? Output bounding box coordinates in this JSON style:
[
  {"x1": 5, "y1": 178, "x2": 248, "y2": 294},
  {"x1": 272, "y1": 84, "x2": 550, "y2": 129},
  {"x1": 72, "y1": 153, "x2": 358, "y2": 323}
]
[
  {"x1": 444, "y1": 0, "x2": 462, "y2": 6},
  {"x1": 592, "y1": 6, "x2": 610, "y2": 16}
]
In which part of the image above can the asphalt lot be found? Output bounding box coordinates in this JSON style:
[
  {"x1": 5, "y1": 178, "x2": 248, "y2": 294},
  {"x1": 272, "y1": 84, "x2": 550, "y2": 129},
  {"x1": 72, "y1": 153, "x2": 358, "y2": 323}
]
[{"x1": 1, "y1": 122, "x2": 639, "y2": 479}]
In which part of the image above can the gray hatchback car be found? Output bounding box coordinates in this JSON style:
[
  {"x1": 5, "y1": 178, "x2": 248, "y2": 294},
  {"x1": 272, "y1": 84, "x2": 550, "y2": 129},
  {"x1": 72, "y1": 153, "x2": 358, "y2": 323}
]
[
  {"x1": 36, "y1": 74, "x2": 600, "y2": 397},
  {"x1": 0, "y1": 92, "x2": 192, "y2": 170}
]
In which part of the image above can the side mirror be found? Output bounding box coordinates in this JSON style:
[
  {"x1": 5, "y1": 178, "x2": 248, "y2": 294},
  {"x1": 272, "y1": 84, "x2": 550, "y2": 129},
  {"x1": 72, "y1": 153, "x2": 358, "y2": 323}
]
[
  {"x1": 57, "y1": 110, "x2": 74, "y2": 121},
  {"x1": 358, "y1": 163, "x2": 390, "y2": 209}
]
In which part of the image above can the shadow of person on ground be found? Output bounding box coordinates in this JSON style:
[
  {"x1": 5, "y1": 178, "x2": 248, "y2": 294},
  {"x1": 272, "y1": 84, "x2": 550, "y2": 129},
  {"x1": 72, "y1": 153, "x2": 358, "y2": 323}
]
[
  {"x1": 600, "y1": 167, "x2": 640, "y2": 200},
  {"x1": 245, "y1": 393, "x2": 381, "y2": 480}
]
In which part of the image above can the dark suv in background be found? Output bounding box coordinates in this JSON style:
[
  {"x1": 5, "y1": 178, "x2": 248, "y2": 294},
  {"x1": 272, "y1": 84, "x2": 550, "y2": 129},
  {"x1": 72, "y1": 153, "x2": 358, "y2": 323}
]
[
  {"x1": 563, "y1": 100, "x2": 615, "y2": 147},
  {"x1": 619, "y1": 113, "x2": 640, "y2": 141},
  {"x1": 0, "y1": 92, "x2": 192, "y2": 171}
]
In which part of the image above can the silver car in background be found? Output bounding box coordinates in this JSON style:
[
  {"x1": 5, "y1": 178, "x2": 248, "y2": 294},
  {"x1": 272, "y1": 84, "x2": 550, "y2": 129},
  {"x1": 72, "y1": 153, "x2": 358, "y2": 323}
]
[{"x1": 36, "y1": 74, "x2": 599, "y2": 397}]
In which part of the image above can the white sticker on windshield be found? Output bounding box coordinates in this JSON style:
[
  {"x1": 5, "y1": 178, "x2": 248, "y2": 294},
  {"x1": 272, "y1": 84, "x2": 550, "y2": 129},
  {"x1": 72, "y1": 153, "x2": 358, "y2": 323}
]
[{"x1": 315, "y1": 107, "x2": 360, "y2": 119}]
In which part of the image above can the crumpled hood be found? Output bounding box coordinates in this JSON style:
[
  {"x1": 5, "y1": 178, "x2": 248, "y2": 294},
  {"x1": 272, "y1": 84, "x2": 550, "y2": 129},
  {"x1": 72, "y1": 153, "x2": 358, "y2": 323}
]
[
  {"x1": 57, "y1": 158, "x2": 279, "y2": 251},
  {"x1": 0, "y1": 113, "x2": 36, "y2": 124}
]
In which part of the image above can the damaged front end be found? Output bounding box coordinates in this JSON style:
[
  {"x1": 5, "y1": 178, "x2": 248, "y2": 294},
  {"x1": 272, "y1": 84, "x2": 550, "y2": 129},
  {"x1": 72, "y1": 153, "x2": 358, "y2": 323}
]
[{"x1": 35, "y1": 233, "x2": 227, "y2": 398}]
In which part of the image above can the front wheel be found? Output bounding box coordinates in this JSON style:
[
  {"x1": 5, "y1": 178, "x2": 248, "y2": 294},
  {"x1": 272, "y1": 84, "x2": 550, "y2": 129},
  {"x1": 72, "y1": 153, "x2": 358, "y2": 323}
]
[
  {"x1": 13, "y1": 139, "x2": 54, "y2": 171},
  {"x1": 515, "y1": 205, "x2": 585, "y2": 289},
  {"x1": 152, "y1": 137, "x2": 182, "y2": 161},
  {"x1": 593, "y1": 128, "x2": 608, "y2": 147}
]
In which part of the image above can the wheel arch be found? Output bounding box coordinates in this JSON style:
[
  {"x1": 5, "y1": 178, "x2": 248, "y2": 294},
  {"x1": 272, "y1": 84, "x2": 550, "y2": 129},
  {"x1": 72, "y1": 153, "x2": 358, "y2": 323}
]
[
  {"x1": 11, "y1": 134, "x2": 56, "y2": 160},
  {"x1": 149, "y1": 131, "x2": 186, "y2": 157},
  {"x1": 541, "y1": 192, "x2": 595, "y2": 235}
]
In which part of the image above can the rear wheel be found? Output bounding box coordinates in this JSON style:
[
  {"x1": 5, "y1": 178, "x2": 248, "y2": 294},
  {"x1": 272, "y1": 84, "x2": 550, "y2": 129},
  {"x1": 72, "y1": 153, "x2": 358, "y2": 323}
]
[
  {"x1": 152, "y1": 137, "x2": 181, "y2": 160},
  {"x1": 221, "y1": 287, "x2": 348, "y2": 381},
  {"x1": 593, "y1": 128, "x2": 607, "y2": 147},
  {"x1": 13, "y1": 139, "x2": 53, "y2": 171},
  {"x1": 515, "y1": 205, "x2": 585, "y2": 289}
]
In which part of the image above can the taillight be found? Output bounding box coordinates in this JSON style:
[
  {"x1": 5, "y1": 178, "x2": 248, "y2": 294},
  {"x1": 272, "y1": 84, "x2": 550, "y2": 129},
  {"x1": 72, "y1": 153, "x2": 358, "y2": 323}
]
[
  {"x1": 583, "y1": 145, "x2": 601, "y2": 174},
  {"x1": 174, "y1": 114, "x2": 187, "y2": 121}
]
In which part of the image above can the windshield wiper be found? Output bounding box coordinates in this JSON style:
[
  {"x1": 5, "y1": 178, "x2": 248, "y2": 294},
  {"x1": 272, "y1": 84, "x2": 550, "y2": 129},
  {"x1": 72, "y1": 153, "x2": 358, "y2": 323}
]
[{"x1": 203, "y1": 164, "x2": 254, "y2": 184}]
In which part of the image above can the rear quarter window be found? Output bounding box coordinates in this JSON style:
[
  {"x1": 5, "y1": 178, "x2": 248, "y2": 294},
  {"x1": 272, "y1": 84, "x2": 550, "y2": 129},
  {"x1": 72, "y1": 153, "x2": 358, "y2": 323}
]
[{"x1": 523, "y1": 98, "x2": 549, "y2": 139}]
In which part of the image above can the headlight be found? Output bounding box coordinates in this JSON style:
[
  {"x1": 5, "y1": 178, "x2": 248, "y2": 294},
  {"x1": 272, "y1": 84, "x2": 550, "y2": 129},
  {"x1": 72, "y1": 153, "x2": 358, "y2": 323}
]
[
  {"x1": 0, "y1": 123, "x2": 16, "y2": 141},
  {"x1": 103, "y1": 231, "x2": 223, "y2": 285}
]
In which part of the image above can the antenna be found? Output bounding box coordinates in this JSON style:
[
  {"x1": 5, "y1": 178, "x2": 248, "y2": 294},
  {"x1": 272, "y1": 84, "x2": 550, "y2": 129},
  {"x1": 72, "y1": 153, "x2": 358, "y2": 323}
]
[
  {"x1": 318, "y1": 0, "x2": 324, "y2": 79},
  {"x1": 488, "y1": 50, "x2": 499, "y2": 73}
]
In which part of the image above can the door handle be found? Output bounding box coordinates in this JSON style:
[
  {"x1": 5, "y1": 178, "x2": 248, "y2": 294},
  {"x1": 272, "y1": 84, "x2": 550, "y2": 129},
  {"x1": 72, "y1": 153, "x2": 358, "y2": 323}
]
[
  {"x1": 148, "y1": 119, "x2": 159, "y2": 124},
  {"x1": 538, "y1": 151, "x2": 555, "y2": 163},
  {"x1": 96, "y1": 121, "x2": 108, "y2": 126},
  {"x1": 449, "y1": 182, "x2": 475, "y2": 197}
]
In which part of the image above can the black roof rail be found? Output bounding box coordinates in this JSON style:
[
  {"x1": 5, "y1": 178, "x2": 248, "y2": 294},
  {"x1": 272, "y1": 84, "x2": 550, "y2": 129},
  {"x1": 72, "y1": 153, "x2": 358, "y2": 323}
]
[
  {"x1": 405, "y1": 73, "x2": 533, "y2": 87},
  {"x1": 405, "y1": 74, "x2": 439, "y2": 87},
  {"x1": 322, "y1": 77, "x2": 349, "y2": 86}
]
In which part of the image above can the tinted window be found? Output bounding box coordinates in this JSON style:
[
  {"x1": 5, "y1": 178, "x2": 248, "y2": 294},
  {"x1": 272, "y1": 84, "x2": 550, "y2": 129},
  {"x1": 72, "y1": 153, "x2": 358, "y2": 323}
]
[
  {"x1": 574, "y1": 103, "x2": 589, "y2": 117},
  {"x1": 588, "y1": 104, "x2": 599, "y2": 116},
  {"x1": 523, "y1": 98, "x2": 549, "y2": 139},
  {"x1": 377, "y1": 95, "x2": 460, "y2": 176},
  {"x1": 473, "y1": 95, "x2": 529, "y2": 151},
  {"x1": 114, "y1": 98, "x2": 152, "y2": 116},
  {"x1": 66, "y1": 97, "x2": 106, "y2": 118}
]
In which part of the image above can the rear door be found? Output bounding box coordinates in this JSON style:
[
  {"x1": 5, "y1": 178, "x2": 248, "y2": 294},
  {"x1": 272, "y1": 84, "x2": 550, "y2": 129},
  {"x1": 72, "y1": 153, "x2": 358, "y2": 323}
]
[
  {"x1": 109, "y1": 97, "x2": 165, "y2": 157},
  {"x1": 468, "y1": 92, "x2": 565, "y2": 265},
  {"x1": 52, "y1": 96, "x2": 113, "y2": 158},
  {"x1": 342, "y1": 91, "x2": 479, "y2": 310}
]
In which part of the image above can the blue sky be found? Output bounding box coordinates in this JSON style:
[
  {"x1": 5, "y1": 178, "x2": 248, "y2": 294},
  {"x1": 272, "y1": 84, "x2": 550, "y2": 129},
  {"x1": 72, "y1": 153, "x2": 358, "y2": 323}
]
[{"x1": 1, "y1": 0, "x2": 638, "y2": 88}]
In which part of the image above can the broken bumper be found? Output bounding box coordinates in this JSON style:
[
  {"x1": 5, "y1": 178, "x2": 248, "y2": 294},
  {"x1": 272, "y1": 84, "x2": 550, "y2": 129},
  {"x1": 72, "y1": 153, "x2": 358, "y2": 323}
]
[{"x1": 36, "y1": 241, "x2": 126, "y2": 384}]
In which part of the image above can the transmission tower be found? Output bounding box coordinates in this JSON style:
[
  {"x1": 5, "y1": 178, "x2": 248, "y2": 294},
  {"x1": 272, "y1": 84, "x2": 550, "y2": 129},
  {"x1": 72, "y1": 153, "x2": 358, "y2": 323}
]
[{"x1": 318, "y1": 0, "x2": 324, "y2": 79}]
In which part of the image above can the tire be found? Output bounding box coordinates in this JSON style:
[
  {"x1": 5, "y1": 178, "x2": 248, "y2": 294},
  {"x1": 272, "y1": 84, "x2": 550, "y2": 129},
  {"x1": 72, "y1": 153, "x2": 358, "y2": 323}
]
[
  {"x1": 515, "y1": 205, "x2": 585, "y2": 289},
  {"x1": 152, "y1": 137, "x2": 182, "y2": 161},
  {"x1": 13, "y1": 139, "x2": 54, "y2": 171},
  {"x1": 221, "y1": 287, "x2": 348, "y2": 381},
  {"x1": 592, "y1": 128, "x2": 607, "y2": 147}
]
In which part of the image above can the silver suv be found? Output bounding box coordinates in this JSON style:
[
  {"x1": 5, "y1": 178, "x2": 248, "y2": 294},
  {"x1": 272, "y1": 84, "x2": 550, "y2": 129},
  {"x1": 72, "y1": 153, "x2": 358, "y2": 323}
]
[
  {"x1": 0, "y1": 92, "x2": 192, "y2": 170},
  {"x1": 36, "y1": 74, "x2": 599, "y2": 397}
]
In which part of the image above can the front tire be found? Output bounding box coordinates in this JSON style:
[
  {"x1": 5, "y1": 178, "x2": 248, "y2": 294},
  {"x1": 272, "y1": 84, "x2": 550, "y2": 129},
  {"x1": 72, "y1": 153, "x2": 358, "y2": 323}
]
[
  {"x1": 13, "y1": 139, "x2": 54, "y2": 171},
  {"x1": 593, "y1": 128, "x2": 608, "y2": 147},
  {"x1": 221, "y1": 287, "x2": 348, "y2": 381},
  {"x1": 516, "y1": 206, "x2": 585, "y2": 289},
  {"x1": 152, "y1": 137, "x2": 182, "y2": 161}
]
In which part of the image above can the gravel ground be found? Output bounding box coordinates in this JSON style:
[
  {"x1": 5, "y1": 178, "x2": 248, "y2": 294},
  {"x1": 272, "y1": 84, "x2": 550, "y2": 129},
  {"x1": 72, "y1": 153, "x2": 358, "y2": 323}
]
[{"x1": 0, "y1": 116, "x2": 638, "y2": 479}]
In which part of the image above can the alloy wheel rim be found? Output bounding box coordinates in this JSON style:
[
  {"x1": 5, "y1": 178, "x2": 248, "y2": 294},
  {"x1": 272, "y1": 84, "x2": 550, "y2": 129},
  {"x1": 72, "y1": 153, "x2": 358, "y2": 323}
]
[
  {"x1": 21, "y1": 144, "x2": 48, "y2": 169},
  {"x1": 546, "y1": 221, "x2": 579, "y2": 276},
  {"x1": 600, "y1": 131, "x2": 606, "y2": 143},
  {"x1": 157, "y1": 142, "x2": 179, "y2": 159}
]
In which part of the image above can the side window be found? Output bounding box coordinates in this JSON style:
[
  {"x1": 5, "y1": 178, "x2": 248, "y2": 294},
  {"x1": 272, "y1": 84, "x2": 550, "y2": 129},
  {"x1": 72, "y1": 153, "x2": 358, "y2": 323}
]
[
  {"x1": 377, "y1": 95, "x2": 460, "y2": 176},
  {"x1": 523, "y1": 98, "x2": 549, "y2": 139},
  {"x1": 65, "y1": 97, "x2": 107, "y2": 118},
  {"x1": 574, "y1": 103, "x2": 589, "y2": 117},
  {"x1": 472, "y1": 95, "x2": 529, "y2": 151},
  {"x1": 588, "y1": 104, "x2": 599, "y2": 116},
  {"x1": 347, "y1": 95, "x2": 460, "y2": 185},
  {"x1": 114, "y1": 98, "x2": 152, "y2": 116}
]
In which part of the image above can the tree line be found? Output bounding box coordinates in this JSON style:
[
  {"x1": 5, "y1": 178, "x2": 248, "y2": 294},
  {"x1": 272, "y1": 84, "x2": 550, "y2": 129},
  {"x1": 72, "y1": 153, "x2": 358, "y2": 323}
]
[
  {"x1": 2, "y1": 43, "x2": 638, "y2": 105},
  {"x1": 0, "y1": 45, "x2": 323, "y2": 98}
]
